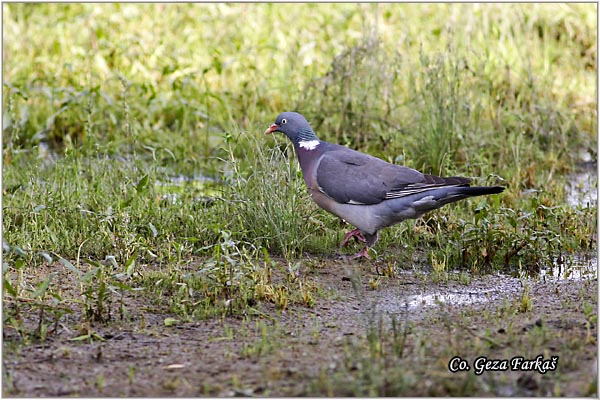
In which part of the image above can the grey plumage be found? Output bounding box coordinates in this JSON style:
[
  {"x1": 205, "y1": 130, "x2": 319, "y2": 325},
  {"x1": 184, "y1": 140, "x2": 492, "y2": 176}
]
[{"x1": 265, "y1": 111, "x2": 505, "y2": 258}]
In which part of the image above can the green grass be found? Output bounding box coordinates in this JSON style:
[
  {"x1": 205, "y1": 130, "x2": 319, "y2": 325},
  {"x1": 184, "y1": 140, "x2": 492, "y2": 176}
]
[{"x1": 2, "y1": 3, "x2": 597, "y2": 340}]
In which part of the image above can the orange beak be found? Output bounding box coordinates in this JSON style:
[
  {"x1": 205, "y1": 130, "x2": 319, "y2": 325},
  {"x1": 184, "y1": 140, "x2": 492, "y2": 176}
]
[{"x1": 264, "y1": 124, "x2": 279, "y2": 135}]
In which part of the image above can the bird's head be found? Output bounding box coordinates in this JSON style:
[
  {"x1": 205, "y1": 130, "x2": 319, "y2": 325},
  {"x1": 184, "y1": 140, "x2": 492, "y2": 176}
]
[{"x1": 265, "y1": 112, "x2": 319, "y2": 145}]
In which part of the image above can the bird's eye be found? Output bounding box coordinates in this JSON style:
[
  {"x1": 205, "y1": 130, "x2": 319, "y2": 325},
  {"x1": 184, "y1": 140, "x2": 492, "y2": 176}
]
[{"x1": 281, "y1": 118, "x2": 287, "y2": 124}]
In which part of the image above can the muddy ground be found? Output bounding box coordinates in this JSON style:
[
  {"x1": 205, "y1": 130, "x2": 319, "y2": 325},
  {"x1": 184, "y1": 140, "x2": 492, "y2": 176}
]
[{"x1": 3, "y1": 257, "x2": 598, "y2": 397}]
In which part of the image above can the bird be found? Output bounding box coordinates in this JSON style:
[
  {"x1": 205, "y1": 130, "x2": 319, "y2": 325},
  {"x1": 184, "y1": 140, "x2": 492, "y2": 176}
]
[{"x1": 265, "y1": 111, "x2": 505, "y2": 258}]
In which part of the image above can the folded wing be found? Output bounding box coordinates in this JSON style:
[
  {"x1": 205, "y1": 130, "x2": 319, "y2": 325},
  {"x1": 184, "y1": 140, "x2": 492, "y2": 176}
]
[{"x1": 315, "y1": 147, "x2": 471, "y2": 205}]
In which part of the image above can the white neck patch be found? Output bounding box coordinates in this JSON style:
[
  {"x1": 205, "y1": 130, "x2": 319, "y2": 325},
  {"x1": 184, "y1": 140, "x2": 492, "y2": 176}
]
[{"x1": 299, "y1": 140, "x2": 320, "y2": 150}]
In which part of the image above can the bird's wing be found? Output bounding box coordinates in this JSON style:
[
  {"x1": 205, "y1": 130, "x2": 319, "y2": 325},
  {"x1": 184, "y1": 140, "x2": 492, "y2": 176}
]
[{"x1": 315, "y1": 148, "x2": 471, "y2": 205}]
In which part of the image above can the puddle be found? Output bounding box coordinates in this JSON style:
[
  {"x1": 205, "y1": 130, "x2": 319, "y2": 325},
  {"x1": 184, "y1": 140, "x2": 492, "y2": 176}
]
[
  {"x1": 541, "y1": 254, "x2": 598, "y2": 281},
  {"x1": 566, "y1": 169, "x2": 597, "y2": 207},
  {"x1": 163, "y1": 174, "x2": 219, "y2": 185},
  {"x1": 395, "y1": 253, "x2": 598, "y2": 313},
  {"x1": 367, "y1": 274, "x2": 523, "y2": 316},
  {"x1": 378, "y1": 253, "x2": 598, "y2": 314},
  {"x1": 156, "y1": 174, "x2": 221, "y2": 205},
  {"x1": 367, "y1": 251, "x2": 597, "y2": 317},
  {"x1": 370, "y1": 287, "x2": 502, "y2": 315},
  {"x1": 403, "y1": 290, "x2": 494, "y2": 309}
]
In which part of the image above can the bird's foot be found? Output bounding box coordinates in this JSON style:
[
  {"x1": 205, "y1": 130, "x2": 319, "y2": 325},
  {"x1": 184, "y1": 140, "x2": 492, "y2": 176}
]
[
  {"x1": 351, "y1": 246, "x2": 371, "y2": 259},
  {"x1": 340, "y1": 228, "x2": 366, "y2": 247}
]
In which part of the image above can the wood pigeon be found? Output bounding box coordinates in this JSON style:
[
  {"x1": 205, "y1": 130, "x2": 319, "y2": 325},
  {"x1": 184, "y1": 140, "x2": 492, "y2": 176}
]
[{"x1": 265, "y1": 112, "x2": 505, "y2": 258}]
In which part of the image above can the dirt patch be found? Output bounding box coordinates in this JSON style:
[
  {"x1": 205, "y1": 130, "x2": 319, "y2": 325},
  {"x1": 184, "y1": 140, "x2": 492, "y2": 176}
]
[{"x1": 3, "y1": 259, "x2": 597, "y2": 396}]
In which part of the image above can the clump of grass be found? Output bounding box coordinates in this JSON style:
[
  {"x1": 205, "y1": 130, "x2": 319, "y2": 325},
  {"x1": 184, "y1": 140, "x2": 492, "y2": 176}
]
[
  {"x1": 139, "y1": 234, "x2": 318, "y2": 320},
  {"x1": 221, "y1": 131, "x2": 338, "y2": 258},
  {"x1": 409, "y1": 44, "x2": 471, "y2": 176},
  {"x1": 3, "y1": 253, "x2": 136, "y2": 343},
  {"x1": 297, "y1": 36, "x2": 402, "y2": 153},
  {"x1": 140, "y1": 230, "x2": 261, "y2": 319},
  {"x1": 2, "y1": 149, "x2": 224, "y2": 266},
  {"x1": 450, "y1": 190, "x2": 597, "y2": 272}
]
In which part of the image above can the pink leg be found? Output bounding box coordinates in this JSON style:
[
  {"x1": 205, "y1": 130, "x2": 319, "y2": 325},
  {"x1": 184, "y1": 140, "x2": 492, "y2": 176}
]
[
  {"x1": 352, "y1": 246, "x2": 371, "y2": 259},
  {"x1": 340, "y1": 228, "x2": 366, "y2": 247}
]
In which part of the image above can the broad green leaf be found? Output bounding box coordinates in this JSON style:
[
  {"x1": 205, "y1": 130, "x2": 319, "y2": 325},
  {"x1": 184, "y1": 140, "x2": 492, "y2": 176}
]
[
  {"x1": 3, "y1": 278, "x2": 17, "y2": 297},
  {"x1": 125, "y1": 253, "x2": 136, "y2": 276},
  {"x1": 136, "y1": 174, "x2": 149, "y2": 193},
  {"x1": 59, "y1": 257, "x2": 82, "y2": 277},
  {"x1": 82, "y1": 267, "x2": 100, "y2": 282},
  {"x1": 32, "y1": 273, "x2": 55, "y2": 299}
]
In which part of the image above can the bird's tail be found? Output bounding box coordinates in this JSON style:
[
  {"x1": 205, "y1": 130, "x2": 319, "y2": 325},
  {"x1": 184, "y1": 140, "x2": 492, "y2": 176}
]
[
  {"x1": 386, "y1": 184, "x2": 505, "y2": 217},
  {"x1": 457, "y1": 185, "x2": 505, "y2": 197},
  {"x1": 417, "y1": 185, "x2": 505, "y2": 210}
]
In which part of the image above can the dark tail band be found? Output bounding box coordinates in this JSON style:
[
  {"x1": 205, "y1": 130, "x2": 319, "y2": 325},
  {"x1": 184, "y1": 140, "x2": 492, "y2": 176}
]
[{"x1": 461, "y1": 186, "x2": 505, "y2": 196}]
